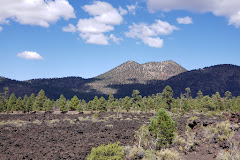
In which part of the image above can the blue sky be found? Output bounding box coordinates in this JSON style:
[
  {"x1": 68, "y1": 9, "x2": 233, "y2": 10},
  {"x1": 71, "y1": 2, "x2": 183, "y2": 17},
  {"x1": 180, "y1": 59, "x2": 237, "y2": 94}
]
[{"x1": 0, "y1": 0, "x2": 240, "y2": 80}]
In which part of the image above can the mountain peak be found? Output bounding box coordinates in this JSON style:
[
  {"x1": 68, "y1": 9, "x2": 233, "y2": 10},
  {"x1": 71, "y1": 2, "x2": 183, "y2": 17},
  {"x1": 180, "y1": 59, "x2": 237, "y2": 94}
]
[{"x1": 95, "y1": 60, "x2": 187, "y2": 83}]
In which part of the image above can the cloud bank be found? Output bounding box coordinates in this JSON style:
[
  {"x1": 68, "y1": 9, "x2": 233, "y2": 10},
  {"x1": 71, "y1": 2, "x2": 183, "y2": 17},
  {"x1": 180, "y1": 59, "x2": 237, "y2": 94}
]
[
  {"x1": 75, "y1": 1, "x2": 123, "y2": 45},
  {"x1": 147, "y1": 0, "x2": 240, "y2": 27},
  {"x1": 17, "y1": 51, "x2": 43, "y2": 60},
  {"x1": 0, "y1": 0, "x2": 75, "y2": 28},
  {"x1": 125, "y1": 20, "x2": 178, "y2": 48}
]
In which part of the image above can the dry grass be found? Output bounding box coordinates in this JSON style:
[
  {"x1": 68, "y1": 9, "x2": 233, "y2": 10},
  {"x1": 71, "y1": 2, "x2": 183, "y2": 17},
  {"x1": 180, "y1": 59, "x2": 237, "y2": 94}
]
[{"x1": 0, "y1": 120, "x2": 30, "y2": 127}]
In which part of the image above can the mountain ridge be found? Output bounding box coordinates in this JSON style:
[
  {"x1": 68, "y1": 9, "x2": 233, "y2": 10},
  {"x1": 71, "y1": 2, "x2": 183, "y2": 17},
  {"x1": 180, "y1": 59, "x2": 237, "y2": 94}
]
[{"x1": 1, "y1": 62, "x2": 240, "y2": 100}]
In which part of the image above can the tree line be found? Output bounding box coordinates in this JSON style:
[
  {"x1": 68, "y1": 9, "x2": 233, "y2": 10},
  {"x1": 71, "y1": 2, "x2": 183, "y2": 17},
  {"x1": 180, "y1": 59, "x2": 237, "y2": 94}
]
[{"x1": 0, "y1": 86, "x2": 240, "y2": 113}]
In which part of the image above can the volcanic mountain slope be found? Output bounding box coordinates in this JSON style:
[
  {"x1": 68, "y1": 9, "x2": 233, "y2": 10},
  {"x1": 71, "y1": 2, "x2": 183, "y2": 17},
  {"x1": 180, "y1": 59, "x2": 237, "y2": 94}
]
[
  {"x1": 96, "y1": 60, "x2": 187, "y2": 84},
  {"x1": 1, "y1": 62, "x2": 240, "y2": 100},
  {"x1": 87, "y1": 60, "x2": 187, "y2": 94},
  {"x1": 161, "y1": 64, "x2": 240, "y2": 97},
  {"x1": 0, "y1": 60, "x2": 186, "y2": 99},
  {"x1": 116, "y1": 64, "x2": 240, "y2": 98}
]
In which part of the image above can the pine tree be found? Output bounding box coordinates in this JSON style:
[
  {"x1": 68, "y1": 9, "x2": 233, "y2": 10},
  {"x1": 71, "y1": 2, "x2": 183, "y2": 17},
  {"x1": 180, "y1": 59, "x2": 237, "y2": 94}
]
[
  {"x1": 76, "y1": 101, "x2": 83, "y2": 112},
  {"x1": 0, "y1": 91, "x2": 8, "y2": 112},
  {"x1": 33, "y1": 89, "x2": 46, "y2": 111},
  {"x1": 107, "y1": 93, "x2": 114, "y2": 111},
  {"x1": 22, "y1": 95, "x2": 28, "y2": 112},
  {"x1": 69, "y1": 95, "x2": 79, "y2": 111},
  {"x1": 224, "y1": 91, "x2": 232, "y2": 110},
  {"x1": 15, "y1": 97, "x2": 23, "y2": 111},
  {"x1": 162, "y1": 85, "x2": 174, "y2": 110},
  {"x1": 43, "y1": 99, "x2": 53, "y2": 111},
  {"x1": 98, "y1": 97, "x2": 107, "y2": 111},
  {"x1": 148, "y1": 108, "x2": 176, "y2": 148},
  {"x1": 132, "y1": 90, "x2": 140, "y2": 102},
  {"x1": 108, "y1": 93, "x2": 114, "y2": 104},
  {"x1": 7, "y1": 93, "x2": 17, "y2": 112},
  {"x1": 26, "y1": 96, "x2": 33, "y2": 112},
  {"x1": 58, "y1": 94, "x2": 67, "y2": 112},
  {"x1": 92, "y1": 96, "x2": 99, "y2": 110}
]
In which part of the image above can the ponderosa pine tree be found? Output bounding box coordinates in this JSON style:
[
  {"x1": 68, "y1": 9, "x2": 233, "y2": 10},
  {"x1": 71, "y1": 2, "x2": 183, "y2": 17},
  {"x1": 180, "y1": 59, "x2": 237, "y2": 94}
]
[
  {"x1": 58, "y1": 94, "x2": 67, "y2": 112},
  {"x1": 69, "y1": 95, "x2": 79, "y2": 111},
  {"x1": 98, "y1": 97, "x2": 107, "y2": 111},
  {"x1": 162, "y1": 85, "x2": 174, "y2": 110},
  {"x1": 92, "y1": 96, "x2": 99, "y2": 111},
  {"x1": 33, "y1": 89, "x2": 46, "y2": 111},
  {"x1": 0, "y1": 92, "x2": 7, "y2": 112},
  {"x1": 43, "y1": 99, "x2": 53, "y2": 111},
  {"x1": 148, "y1": 108, "x2": 176, "y2": 149},
  {"x1": 81, "y1": 99, "x2": 86, "y2": 109},
  {"x1": 16, "y1": 97, "x2": 24, "y2": 111},
  {"x1": 132, "y1": 90, "x2": 140, "y2": 102},
  {"x1": 76, "y1": 101, "x2": 83, "y2": 112},
  {"x1": 7, "y1": 93, "x2": 17, "y2": 112}
]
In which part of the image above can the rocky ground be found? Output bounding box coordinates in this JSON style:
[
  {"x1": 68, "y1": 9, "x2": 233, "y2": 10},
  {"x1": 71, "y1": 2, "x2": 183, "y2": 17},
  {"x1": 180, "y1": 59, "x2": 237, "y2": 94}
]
[{"x1": 0, "y1": 111, "x2": 239, "y2": 160}]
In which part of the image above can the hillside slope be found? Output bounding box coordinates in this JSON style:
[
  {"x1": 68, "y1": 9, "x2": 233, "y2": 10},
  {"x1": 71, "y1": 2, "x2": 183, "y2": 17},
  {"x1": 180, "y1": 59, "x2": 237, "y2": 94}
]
[
  {"x1": 161, "y1": 64, "x2": 240, "y2": 97},
  {"x1": 89, "y1": 60, "x2": 187, "y2": 94},
  {"x1": 96, "y1": 60, "x2": 187, "y2": 83},
  {"x1": 1, "y1": 63, "x2": 240, "y2": 100}
]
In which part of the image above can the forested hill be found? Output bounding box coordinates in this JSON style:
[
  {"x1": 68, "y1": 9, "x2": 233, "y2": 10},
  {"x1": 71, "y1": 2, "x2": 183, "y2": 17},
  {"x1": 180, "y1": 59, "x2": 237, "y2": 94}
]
[
  {"x1": 147, "y1": 64, "x2": 240, "y2": 97},
  {"x1": 1, "y1": 63, "x2": 240, "y2": 100}
]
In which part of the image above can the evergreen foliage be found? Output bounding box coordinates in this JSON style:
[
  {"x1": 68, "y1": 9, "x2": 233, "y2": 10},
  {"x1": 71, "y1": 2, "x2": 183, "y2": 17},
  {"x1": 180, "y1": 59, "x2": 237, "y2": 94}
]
[
  {"x1": 87, "y1": 142, "x2": 124, "y2": 160},
  {"x1": 58, "y1": 94, "x2": 67, "y2": 112},
  {"x1": 0, "y1": 85, "x2": 240, "y2": 113},
  {"x1": 162, "y1": 86, "x2": 173, "y2": 110},
  {"x1": 33, "y1": 89, "x2": 46, "y2": 111},
  {"x1": 148, "y1": 108, "x2": 176, "y2": 148},
  {"x1": 7, "y1": 93, "x2": 17, "y2": 112},
  {"x1": 69, "y1": 95, "x2": 79, "y2": 111}
]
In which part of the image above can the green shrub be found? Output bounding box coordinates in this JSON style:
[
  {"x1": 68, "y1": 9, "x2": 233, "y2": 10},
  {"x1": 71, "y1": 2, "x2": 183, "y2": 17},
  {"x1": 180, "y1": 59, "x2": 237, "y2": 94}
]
[
  {"x1": 148, "y1": 108, "x2": 177, "y2": 148},
  {"x1": 93, "y1": 113, "x2": 99, "y2": 118},
  {"x1": 87, "y1": 142, "x2": 124, "y2": 160}
]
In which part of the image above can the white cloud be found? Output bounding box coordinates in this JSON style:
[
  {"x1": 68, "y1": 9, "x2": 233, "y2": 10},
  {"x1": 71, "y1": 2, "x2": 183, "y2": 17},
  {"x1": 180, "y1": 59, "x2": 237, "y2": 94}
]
[
  {"x1": 110, "y1": 34, "x2": 122, "y2": 44},
  {"x1": 80, "y1": 33, "x2": 109, "y2": 45},
  {"x1": 82, "y1": 1, "x2": 123, "y2": 25},
  {"x1": 76, "y1": 1, "x2": 124, "y2": 45},
  {"x1": 77, "y1": 18, "x2": 114, "y2": 34},
  {"x1": 147, "y1": 0, "x2": 240, "y2": 27},
  {"x1": 0, "y1": 0, "x2": 75, "y2": 28},
  {"x1": 0, "y1": 26, "x2": 2, "y2": 32},
  {"x1": 17, "y1": 51, "x2": 43, "y2": 60},
  {"x1": 62, "y1": 23, "x2": 76, "y2": 32},
  {"x1": 127, "y1": 4, "x2": 137, "y2": 15},
  {"x1": 142, "y1": 37, "x2": 163, "y2": 48},
  {"x1": 177, "y1": 16, "x2": 193, "y2": 24},
  {"x1": 119, "y1": 6, "x2": 128, "y2": 15},
  {"x1": 125, "y1": 20, "x2": 178, "y2": 48}
]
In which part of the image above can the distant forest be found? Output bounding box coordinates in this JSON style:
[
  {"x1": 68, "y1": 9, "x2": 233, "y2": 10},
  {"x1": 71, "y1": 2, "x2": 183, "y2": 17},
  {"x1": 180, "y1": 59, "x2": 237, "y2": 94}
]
[{"x1": 1, "y1": 85, "x2": 239, "y2": 114}]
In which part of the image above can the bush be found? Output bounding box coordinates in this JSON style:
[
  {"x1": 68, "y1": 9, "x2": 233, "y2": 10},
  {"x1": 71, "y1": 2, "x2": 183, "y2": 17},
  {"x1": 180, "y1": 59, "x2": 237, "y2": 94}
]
[
  {"x1": 148, "y1": 108, "x2": 177, "y2": 148},
  {"x1": 134, "y1": 124, "x2": 149, "y2": 148},
  {"x1": 87, "y1": 142, "x2": 124, "y2": 160},
  {"x1": 211, "y1": 121, "x2": 235, "y2": 143},
  {"x1": 156, "y1": 149, "x2": 181, "y2": 160},
  {"x1": 93, "y1": 113, "x2": 99, "y2": 118}
]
